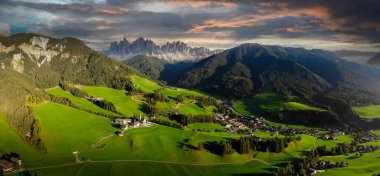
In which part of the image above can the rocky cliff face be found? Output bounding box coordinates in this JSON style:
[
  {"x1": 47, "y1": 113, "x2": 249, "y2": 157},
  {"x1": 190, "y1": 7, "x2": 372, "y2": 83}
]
[{"x1": 104, "y1": 37, "x2": 222, "y2": 62}]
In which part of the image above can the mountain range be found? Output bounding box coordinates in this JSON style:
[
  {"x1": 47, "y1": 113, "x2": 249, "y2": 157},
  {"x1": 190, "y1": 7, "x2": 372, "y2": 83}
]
[
  {"x1": 2, "y1": 33, "x2": 380, "y2": 149},
  {"x1": 104, "y1": 37, "x2": 222, "y2": 62},
  {"x1": 126, "y1": 44, "x2": 380, "y2": 109}
]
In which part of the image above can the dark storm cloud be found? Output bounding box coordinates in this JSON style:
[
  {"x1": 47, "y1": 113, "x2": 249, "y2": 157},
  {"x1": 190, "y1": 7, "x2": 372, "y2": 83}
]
[{"x1": 0, "y1": 0, "x2": 379, "y2": 51}]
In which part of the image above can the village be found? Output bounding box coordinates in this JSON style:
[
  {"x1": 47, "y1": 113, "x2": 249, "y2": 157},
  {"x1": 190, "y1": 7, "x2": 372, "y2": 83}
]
[{"x1": 113, "y1": 114, "x2": 154, "y2": 136}]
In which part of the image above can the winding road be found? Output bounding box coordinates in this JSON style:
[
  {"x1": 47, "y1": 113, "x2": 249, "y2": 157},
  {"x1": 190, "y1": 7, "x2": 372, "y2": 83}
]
[{"x1": 7, "y1": 157, "x2": 274, "y2": 175}]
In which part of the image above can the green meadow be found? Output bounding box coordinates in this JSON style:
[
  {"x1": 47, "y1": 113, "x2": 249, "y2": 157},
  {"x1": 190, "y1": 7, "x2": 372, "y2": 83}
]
[
  {"x1": 80, "y1": 125, "x2": 251, "y2": 163},
  {"x1": 178, "y1": 103, "x2": 216, "y2": 116},
  {"x1": 0, "y1": 116, "x2": 44, "y2": 166},
  {"x1": 352, "y1": 105, "x2": 380, "y2": 119},
  {"x1": 320, "y1": 150, "x2": 380, "y2": 175},
  {"x1": 162, "y1": 87, "x2": 204, "y2": 98},
  {"x1": 81, "y1": 86, "x2": 146, "y2": 117},
  {"x1": 23, "y1": 160, "x2": 275, "y2": 176},
  {"x1": 1, "y1": 75, "x2": 378, "y2": 176},
  {"x1": 45, "y1": 86, "x2": 118, "y2": 116},
  {"x1": 33, "y1": 102, "x2": 117, "y2": 155},
  {"x1": 235, "y1": 92, "x2": 322, "y2": 116},
  {"x1": 129, "y1": 75, "x2": 162, "y2": 93}
]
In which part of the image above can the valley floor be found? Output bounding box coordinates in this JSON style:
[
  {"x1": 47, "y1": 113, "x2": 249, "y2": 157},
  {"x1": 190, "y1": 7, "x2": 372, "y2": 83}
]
[{"x1": 1, "y1": 76, "x2": 380, "y2": 176}]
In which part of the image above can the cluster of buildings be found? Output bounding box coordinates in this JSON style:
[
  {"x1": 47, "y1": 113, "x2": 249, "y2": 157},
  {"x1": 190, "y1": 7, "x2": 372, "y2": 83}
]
[
  {"x1": 214, "y1": 113, "x2": 250, "y2": 133},
  {"x1": 320, "y1": 130, "x2": 345, "y2": 140},
  {"x1": 0, "y1": 155, "x2": 21, "y2": 172},
  {"x1": 309, "y1": 161, "x2": 349, "y2": 175},
  {"x1": 114, "y1": 115, "x2": 152, "y2": 136}
]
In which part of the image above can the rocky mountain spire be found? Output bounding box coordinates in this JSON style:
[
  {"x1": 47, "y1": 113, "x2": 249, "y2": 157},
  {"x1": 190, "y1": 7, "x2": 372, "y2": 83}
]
[{"x1": 104, "y1": 37, "x2": 222, "y2": 62}]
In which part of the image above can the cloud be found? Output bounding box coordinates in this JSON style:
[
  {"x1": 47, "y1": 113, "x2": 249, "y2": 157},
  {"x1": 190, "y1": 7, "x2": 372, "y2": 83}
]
[
  {"x1": 0, "y1": 0, "x2": 378, "y2": 51},
  {"x1": 167, "y1": 0, "x2": 237, "y2": 8},
  {"x1": 0, "y1": 22, "x2": 10, "y2": 34}
]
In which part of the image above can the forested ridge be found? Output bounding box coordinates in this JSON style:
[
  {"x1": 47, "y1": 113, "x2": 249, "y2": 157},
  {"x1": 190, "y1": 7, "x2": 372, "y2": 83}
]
[{"x1": 0, "y1": 33, "x2": 137, "y2": 150}]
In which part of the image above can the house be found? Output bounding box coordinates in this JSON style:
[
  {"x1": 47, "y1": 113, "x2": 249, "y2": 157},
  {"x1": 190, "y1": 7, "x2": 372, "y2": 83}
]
[
  {"x1": 322, "y1": 134, "x2": 331, "y2": 140},
  {"x1": 89, "y1": 96, "x2": 103, "y2": 101},
  {"x1": 309, "y1": 168, "x2": 324, "y2": 176},
  {"x1": 141, "y1": 119, "x2": 151, "y2": 127},
  {"x1": 115, "y1": 118, "x2": 132, "y2": 126},
  {"x1": 10, "y1": 157, "x2": 21, "y2": 165},
  {"x1": 115, "y1": 131, "x2": 124, "y2": 136},
  {"x1": 133, "y1": 122, "x2": 141, "y2": 127},
  {"x1": 227, "y1": 129, "x2": 235, "y2": 133},
  {"x1": 325, "y1": 161, "x2": 335, "y2": 168},
  {"x1": 359, "y1": 137, "x2": 375, "y2": 143},
  {"x1": 0, "y1": 159, "x2": 13, "y2": 172},
  {"x1": 242, "y1": 130, "x2": 253, "y2": 135},
  {"x1": 253, "y1": 136, "x2": 261, "y2": 142}
]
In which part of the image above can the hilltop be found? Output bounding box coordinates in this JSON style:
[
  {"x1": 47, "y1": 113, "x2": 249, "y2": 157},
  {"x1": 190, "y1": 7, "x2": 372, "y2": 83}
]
[{"x1": 0, "y1": 33, "x2": 136, "y2": 149}]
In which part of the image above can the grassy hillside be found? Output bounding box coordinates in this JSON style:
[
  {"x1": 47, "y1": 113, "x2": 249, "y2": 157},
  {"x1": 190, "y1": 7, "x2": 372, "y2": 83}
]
[
  {"x1": 80, "y1": 125, "x2": 250, "y2": 163},
  {"x1": 162, "y1": 87, "x2": 205, "y2": 98},
  {"x1": 235, "y1": 92, "x2": 322, "y2": 116},
  {"x1": 178, "y1": 104, "x2": 216, "y2": 116},
  {"x1": 129, "y1": 75, "x2": 162, "y2": 93},
  {"x1": 81, "y1": 86, "x2": 146, "y2": 117},
  {"x1": 33, "y1": 102, "x2": 117, "y2": 155},
  {"x1": 22, "y1": 160, "x2": 275, "y2": 176},
  {"x1": 0, "y1": 116, "x2": 44, "y2": 165},
  {"x1": 45, "y1": 87, "x2": 118, "y2": 116},
  {"x1": 352, "y1": 105, "x2": 380, "y2": 119},
  {"x1": 321, "y1": 150, "x2": 380, "y2": 175}
]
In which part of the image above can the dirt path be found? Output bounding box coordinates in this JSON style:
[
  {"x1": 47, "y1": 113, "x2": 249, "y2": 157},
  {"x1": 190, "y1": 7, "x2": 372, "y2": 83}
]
[
  {"x1": 6, "y1": 158, "x2": 274, "y2": 174},
  {"x1": 174, "y1": 103, "x2": 181, "y2": 109}
]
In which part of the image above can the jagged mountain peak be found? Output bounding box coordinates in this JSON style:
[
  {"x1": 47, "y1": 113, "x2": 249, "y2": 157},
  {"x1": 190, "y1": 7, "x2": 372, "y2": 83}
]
[{"x1": 104, "y1": 37, "x2": 222, "y2": 62}]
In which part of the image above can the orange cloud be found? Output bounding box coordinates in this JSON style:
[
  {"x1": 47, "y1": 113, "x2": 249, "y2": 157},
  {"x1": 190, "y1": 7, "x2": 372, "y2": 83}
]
[
  {"x1": 188, "y1": 16, "x2": 263, "y2": 33},
  {"x1": 167, "y1": 0, "x2": 237, "y2": 8},
  {"x1": 96, "y1": 25, "x2": 111, "y2": 30},
  {"x1": 187, "y1": 3, "x2": 343, "y2": 34},
  {"x1": 92, "y1": 6, "x2": 129, "y2": 14}
]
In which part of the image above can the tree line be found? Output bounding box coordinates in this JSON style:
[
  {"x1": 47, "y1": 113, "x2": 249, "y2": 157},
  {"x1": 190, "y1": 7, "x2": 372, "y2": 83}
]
[
  {"x1": 203, "y1": 136, "x2": 299, "y2": 156},
  {"x1": 169, "y1": 114, "x2": 216, "y2": 126}
]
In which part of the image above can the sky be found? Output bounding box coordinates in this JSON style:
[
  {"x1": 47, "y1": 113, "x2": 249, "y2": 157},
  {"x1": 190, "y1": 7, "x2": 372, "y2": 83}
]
[{"x1": 0, "y1": 0, "x2": 379, "y2": 51}]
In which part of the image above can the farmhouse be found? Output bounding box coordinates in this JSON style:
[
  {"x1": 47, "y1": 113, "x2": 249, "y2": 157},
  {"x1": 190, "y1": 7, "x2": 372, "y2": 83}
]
[
  {"x1": 89, "y1": 96, "x2": 103, "y2": 101},
  {"x1": 0, "y1": 159, "x2": 13, "y2": 172},
  {"x1": 115, "y1": 118, "x2": 132, "y2": 126},
  {"x1": 253, "y1": 136, "x2": 261, "y2": 142},
  {"x1": 10, "y1": 157, "x2": 21, "y2": 165},
  {"x1": 358, "y1": 137, "x2": 375, "y2": 143},
  {"x1": 309, "y1": 168, "x2": 324, "y2": 176}
]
